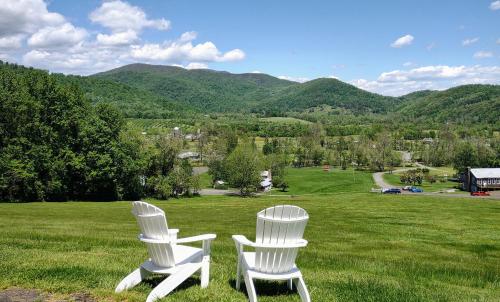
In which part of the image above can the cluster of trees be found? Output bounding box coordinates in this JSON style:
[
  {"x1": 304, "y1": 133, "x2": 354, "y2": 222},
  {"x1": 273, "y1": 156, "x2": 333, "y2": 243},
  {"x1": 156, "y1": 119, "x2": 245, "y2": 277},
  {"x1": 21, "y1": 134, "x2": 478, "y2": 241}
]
[
  {"x1": 0, "y1": 62, "x2": 201, "y2": 202},
  {"x1": 205, "y1": 133, "x2": 289, "y2": 195},
  {"x1": 399, "y1": 169, "x2": 424, "y2": 186},
  {"x1": 143, "y1": 136, "x2": 200, "y2": 199},
  {"x1": 414, "y1": 128, "x2": 500, "y2": 173},
  {"x1": 452, "y1": 139, "x2": 500, "y2": 174},
  {"x1": 0, "y1": 62, "x2": 143, "y2": 201}
]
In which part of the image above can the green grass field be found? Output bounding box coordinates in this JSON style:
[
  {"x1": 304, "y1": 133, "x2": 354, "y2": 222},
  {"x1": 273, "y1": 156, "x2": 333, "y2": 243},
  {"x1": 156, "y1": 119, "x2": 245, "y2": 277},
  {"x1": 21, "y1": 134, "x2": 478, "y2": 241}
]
[
  {"x1": 198, "y1": 171, "x2": 213, "y2": 189},
  {"x1": 259, "y1": 117, "x2": 312, "y2": 124},
  {"x1": 1, "y1": 193, "x2": 499, "y2": 302},
  {"x1": 271, "y1": 167, "x2": 375, "y2": 195}
]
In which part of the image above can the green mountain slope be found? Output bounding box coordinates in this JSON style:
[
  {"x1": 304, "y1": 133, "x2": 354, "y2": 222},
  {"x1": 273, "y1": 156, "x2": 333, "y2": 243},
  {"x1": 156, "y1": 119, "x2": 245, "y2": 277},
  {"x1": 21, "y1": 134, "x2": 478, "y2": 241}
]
[
  {"x1": 6, "y1": 62, "x2": 498, "y2": 124},
  {"x1": 260, "y1": 78, "x2": 397, "y2": 114},
  {"x1": 92, "y1": 63, "x2": 296, "y2": 112},
  {"x1": 396, "y1": 85, "x2": 500, "y2": 124},
  {"x1": 53, "y1": 74, "x2": 190, "y2": 118}
]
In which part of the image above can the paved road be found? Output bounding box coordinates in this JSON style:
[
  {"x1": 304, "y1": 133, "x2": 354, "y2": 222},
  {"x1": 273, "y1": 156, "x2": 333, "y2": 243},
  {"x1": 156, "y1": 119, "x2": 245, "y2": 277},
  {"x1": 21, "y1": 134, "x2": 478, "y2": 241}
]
[
  {"x1": 198, "y1": 188, "x2": 239, "y2": 196},
  {"x1": 372, "y1": 167, "x2": 412, "y2": 189}
]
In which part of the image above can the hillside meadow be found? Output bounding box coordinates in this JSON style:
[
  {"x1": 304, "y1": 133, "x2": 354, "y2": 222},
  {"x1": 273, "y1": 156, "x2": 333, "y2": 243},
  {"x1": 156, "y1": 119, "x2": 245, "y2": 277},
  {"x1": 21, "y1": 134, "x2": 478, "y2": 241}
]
[{"x1": 1, "y1": 193, "x2": 499, "y2": 302}]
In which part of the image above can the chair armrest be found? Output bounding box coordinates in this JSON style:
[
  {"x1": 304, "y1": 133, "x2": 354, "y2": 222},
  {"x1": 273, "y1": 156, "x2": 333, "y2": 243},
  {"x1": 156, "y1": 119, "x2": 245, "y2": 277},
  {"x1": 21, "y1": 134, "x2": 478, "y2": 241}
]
[
  {"x1": 138, "y1": 234, "x2": 170, "y2": 244},
  {"x1": 232, "y1": 235, "x2": 308, "y2": 248},
  {"x1": 177, "y1": 234, "x2": 216, "y2": 256},
  {"x1": 176, "y1": 234, "x2": 216, "y2": 244},
  {"x1": 232, "y1": 235, "x2": 256, "y2": 247}
]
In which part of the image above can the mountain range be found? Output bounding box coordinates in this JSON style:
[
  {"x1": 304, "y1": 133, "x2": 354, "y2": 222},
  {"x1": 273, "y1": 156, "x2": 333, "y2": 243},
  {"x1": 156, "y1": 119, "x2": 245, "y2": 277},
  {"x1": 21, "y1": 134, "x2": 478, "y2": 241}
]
[{"x1": 55, "y1": 63, "x2": 500, "y2": 123}]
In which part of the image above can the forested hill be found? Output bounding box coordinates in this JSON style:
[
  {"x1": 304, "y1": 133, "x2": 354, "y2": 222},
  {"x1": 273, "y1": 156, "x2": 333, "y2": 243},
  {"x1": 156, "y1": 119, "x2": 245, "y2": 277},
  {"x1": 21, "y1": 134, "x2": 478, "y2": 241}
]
[
  {"x1": 53, "y1": 73, "x2": 192, "y2": 119},
  {"x1": 92, "y1": 63, "x2": 296, "y2": 112},
  {"x1": 3, "y1": 61, "x2": 499, "y2": 123},
  {"x1": 396, "y1": 85, "x2": 500, "y2": 124},
  {"x1": 260, "y1": 78, "x2": 397, "y2": 114},
  {"x1": 88, "y1": 64, "x2": 499, "y2": 122}
]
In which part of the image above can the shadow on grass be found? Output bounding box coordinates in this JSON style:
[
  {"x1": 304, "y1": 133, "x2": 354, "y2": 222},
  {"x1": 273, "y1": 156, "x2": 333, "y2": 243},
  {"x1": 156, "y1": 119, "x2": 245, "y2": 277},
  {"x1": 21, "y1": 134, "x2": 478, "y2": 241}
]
[
  {"x1": 142, "y1": 274, "x2": 200, "y2": 293},
  {"x1": 228, "y1": 278, "x2": 297, "y2": 299}
]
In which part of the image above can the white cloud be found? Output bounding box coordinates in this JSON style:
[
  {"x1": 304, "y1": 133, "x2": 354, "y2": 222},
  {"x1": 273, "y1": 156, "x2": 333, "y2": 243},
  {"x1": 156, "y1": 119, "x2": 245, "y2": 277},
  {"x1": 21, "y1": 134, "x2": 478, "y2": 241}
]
[
  {"x1": 351, "y1": 65, "x2": 500, "y2": 96},
  {"x1": 129, "y1": 36, "x2": 245, "y2": 63},
  {"x1": 426, "y1": 42, "x2": 436, "y2": 51},
  {"x1": 250, "y1": 70, "x2": 262, "y2": 73},
  {"x1": 90, "y1": 0, "x2": 171, "y2": 48},
  {"x1": 0, "y1": 1, "x2": 244, "y2": 75},
  {"x1": 220, "y1": 49, "x2": 245, "y2": 61},
  {"x1": 0, "y1": 35, "x2": 24, "y2": 49},
  {"x1": 0, "y1": 0, "x2": 65, "y2": 37},
  {"x1": 0, "y1": 1, "x2": 246, "y2": 75},
  {"x1": 0, "y1": 0, "x2": 70, "y2": 50},
  {"x1": 28, "y1": 23, "x2": 87, "y2": 48},
  {"x1": 390, "y1": 34, "x2": 414, "y2": 48},
  {"x1": 462, "y1": 37, "x2": 479, "y2": 46},
  {"x1": 22, "y1": 46, "x2": 125, "y2": 74},
  {"x1": 403, "y1": 61, "x2": 413, "y2": 67},
  {"x1": 490, "y1": 1, "x2": 500, "y2": 10},
  {"x1": 474, "y1": 51, "x2": 494, "y2": 59},
  {"x1": 89, "y1": 0, "x2": 170, "y2": 33},
  {"x1": 185, "y1": 62, "x2": 208, "y2": 69},
  {"x1": 179, "y1": 31, "x2": 197, "y2": 42},
  {"x1": 0, "y1": 52, "x2": 14, "y2": 61},
  {"x1": 96, "y1": 30, "x2": 138, "y2": 46},
  {"x1": 278, "y1": 75, "x2": 310, "y2": 83},
  {"x1": 496, "y1": 38, "x2": 500, "y2": 45}
]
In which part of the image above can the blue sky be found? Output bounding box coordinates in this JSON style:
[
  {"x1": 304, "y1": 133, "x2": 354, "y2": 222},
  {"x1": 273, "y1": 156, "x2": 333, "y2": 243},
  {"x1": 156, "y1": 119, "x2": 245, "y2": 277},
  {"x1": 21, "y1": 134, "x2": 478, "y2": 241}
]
[{"x1": 0, "y1": 0, "x2": 499, "y2": 95}]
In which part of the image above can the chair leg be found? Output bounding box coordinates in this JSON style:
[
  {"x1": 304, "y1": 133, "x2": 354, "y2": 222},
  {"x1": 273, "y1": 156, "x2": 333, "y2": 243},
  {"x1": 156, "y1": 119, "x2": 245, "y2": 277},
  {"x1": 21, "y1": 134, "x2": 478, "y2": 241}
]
[
  {"x1": 115, "y1": 266, "x2": 150, "y2": 293},
  {"x1": 294, "y1": 276, "x2": 311, "y2": 302},
  {"x1": 235, "y1": 257, "x2": 242, "y2": 290},
  {"x1": 287, "y1": 279, "x2": 293, "y2": 290},
  {"x1": 146, "y1": 263, "x2": 200, "y2": 302},
  {"x1": 200, "y1": 255, "x2": 210, "y2": 288},
  {"x1": 243, "y1": 272, "x2": 258, "y2": 302}
]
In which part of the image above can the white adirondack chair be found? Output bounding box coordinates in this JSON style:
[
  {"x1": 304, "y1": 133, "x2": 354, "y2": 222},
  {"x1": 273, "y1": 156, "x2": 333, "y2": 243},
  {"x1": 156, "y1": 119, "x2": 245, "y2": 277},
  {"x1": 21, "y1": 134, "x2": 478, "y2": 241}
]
[
  {"x1": 232, "y1": 205, "x2": 310, "y2": 302},
  {"x1": 115, "y1": 201, "x2": 216, "y2": 302}
]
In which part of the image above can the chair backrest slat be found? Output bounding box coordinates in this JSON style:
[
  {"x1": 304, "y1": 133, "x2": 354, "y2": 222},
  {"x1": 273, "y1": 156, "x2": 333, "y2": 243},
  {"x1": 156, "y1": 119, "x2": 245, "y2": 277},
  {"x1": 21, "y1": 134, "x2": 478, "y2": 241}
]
[
  {"x1": 254, "y1": 205, "x2": 308, "y2": 273},
  {"x1": 132, "y1": 201, "x2": 175, "y2": 268}
]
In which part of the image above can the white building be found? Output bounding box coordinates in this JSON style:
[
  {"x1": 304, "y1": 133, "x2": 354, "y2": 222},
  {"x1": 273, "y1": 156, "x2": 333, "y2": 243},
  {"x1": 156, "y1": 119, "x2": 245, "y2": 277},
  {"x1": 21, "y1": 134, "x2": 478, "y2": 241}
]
[{"x1": 260, "y1": 170, "x2": 272, "y2": 192}]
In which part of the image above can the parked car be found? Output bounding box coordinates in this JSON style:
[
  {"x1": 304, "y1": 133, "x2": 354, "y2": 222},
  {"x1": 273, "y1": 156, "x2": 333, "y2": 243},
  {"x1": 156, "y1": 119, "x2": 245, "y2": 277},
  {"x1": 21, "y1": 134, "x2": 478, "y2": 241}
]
[
  {"x1": 402, "y1": 186, "x2": 412, "y2": 191},
  {"x1": 383, "y1": 188, "x2": 402, "y2": 194},
  {"x1": 471, "y1": 191, "x2": 490, "y2": 196},
  {"x1": 409, "y1": 187, "x2": 423, "y2": 193}
]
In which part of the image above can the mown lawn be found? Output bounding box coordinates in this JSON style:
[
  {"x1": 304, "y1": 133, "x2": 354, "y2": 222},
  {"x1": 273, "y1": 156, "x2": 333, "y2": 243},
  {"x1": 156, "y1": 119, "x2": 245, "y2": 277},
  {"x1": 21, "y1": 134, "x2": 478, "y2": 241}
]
[
  {"x1": 272, "y1": 167, "x2": 375, "y2": 195},
  {"x1": 1, "y1": 194, "x2": 499, "y2": 301},
  {"x1": 198, "y1": 171, "x2": 213, "y2": 189}
]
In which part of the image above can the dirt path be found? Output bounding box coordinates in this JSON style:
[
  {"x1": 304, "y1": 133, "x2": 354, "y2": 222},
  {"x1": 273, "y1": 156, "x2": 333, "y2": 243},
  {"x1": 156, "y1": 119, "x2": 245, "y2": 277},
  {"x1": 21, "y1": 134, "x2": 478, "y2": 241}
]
[
  {"x1": 0, "y1": 288, "x2": 96, "y2": 302},
  {"x1": 198, "y1": 188, "x2": 239, "y2": 195}
]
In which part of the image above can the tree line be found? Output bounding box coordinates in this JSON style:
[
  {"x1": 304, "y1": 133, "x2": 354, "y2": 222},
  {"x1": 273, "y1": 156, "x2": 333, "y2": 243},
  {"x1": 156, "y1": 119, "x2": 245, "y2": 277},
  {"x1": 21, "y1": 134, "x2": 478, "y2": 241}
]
[{"x1": 0, "y1": 62, "x2": 199, "y2": 202}]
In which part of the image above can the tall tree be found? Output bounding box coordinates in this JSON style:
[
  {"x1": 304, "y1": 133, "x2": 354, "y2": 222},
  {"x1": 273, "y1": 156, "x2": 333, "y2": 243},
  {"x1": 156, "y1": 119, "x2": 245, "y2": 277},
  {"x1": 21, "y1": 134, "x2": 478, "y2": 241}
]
[{"x1": 225, "y1": 143, "x2": 262, "y2": 196}]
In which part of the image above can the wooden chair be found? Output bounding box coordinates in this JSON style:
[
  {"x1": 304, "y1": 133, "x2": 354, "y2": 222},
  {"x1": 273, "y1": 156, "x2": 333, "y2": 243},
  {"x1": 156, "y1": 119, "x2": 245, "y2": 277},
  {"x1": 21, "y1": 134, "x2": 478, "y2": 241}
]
[
  {"x1": 115, "y1": 201, "x2": 216, "y2": 302},
  {"x1": 232, "y1": 205, "x2": 310, "y2": 302}
]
